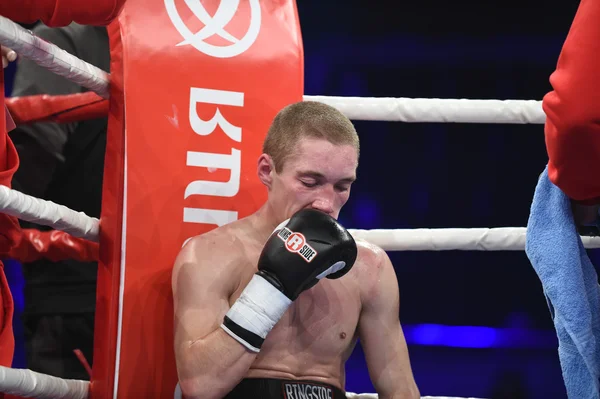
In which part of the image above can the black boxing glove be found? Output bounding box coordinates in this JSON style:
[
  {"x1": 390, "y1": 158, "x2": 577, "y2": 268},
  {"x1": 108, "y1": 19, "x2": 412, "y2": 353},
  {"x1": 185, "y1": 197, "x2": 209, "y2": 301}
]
[
  {"x1": 257, "y1": 209, "x2": 358, "y2": 298},
  {"x1": 221, "y1": 209, "x2": 357, "y2": 352}
]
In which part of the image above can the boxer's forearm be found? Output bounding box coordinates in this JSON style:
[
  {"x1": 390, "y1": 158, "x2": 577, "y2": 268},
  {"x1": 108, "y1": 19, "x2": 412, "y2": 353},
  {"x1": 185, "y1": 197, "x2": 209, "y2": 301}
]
[{"x1": 177, "y1": 327, "x2": 257, "y2": 399}]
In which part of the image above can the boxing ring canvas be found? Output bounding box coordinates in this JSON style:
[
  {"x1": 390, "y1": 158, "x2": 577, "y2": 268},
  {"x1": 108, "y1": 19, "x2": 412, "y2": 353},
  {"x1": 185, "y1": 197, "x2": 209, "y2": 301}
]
[{"x1": 93, "y1": 1, "x2": 304, "y2": 397}]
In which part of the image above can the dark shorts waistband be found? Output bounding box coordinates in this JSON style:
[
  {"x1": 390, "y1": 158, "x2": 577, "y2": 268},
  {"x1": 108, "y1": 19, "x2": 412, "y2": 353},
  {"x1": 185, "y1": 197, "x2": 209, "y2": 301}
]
[{"x1": 224, "y1": 377, "x2": 345, "y2": 399}]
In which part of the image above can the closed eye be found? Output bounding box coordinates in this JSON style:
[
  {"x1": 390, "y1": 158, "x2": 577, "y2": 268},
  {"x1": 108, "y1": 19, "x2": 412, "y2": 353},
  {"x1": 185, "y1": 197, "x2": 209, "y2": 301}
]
[
  {"x1": 301, "y1": 180, "x2": 318, "y2": 188},
  {"x1": 335, "y1": 185, "x2": 351, "y2": 192}
]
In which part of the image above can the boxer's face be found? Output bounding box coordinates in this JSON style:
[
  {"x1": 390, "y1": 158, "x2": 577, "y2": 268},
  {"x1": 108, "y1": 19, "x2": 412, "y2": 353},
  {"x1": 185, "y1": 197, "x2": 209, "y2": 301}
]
[{"x1": 260, "y1": 137, "x2": 358, "y2": 220}]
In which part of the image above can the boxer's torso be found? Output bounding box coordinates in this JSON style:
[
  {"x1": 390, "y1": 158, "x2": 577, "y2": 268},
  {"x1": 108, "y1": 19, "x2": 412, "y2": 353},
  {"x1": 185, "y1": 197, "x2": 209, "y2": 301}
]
[{"x1": 201, "y1": 216, "x2": 377, "y2": 391}]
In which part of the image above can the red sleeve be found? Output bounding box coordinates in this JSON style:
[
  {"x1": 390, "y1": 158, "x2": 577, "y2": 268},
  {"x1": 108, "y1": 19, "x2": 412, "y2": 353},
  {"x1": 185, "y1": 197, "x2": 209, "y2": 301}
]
[
  {"x1": 543, "y1": 0, "x2": 600, "y2": 203},
  {"x1": 0, "y1": 262, "x2": 14, "y2": 368},
  {"x1": 0, "y1": 0, "x2": 126, "y2": 27},
  {"x1": 0, "y1": 71, "x2": 21, "y2": 256},
  {"x1": 0, "y1": 70, "x2": 17, "y2": 370}
]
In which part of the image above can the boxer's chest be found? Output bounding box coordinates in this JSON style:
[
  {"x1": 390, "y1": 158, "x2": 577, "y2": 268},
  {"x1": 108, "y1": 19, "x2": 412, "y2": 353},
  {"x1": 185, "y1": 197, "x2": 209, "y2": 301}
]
[
  {"x1": 231, "y1": 254, "x2": 362, "y2": 358},
  {"x1": 277, "y1": 278, "x2": 362, "y2": 345}
]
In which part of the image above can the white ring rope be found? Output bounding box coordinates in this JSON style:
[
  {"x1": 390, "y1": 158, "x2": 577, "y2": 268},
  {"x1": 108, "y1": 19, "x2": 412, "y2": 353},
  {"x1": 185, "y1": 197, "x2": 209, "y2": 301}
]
[
  {"x1": 0, "y1": 366, "x2": 88, "y2": 399},
  {"x1": 2, "y1": 185, "x2": 600, "y2": 251},
  {"x1": 0, "y1": 366, "x2": 481, "y2": 399},
  {"x1": 306, "y1": 95, "x2": 545, "y2": 124},
  {"x1": 0, "y1": 185, "x2": 99, "y2": 241},
  {"x1": 0, "y1": 16, "x2": 109, "y2": 98},
  {"x1": 350, "y1": 227, "x2": 600, "y2": 251},
  {"x1": 347, "y1": 395, "x2": 483, "y2": 399},
  {"x1": 0, "y1": 16, "x2": 543, "y2": 124}
]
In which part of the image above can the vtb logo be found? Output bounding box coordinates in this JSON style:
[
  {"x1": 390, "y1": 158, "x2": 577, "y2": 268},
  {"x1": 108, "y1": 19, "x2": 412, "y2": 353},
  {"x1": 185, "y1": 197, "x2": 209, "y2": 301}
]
[{"x1": 165, "y1": 0, "x2": 262, "y2": 58}]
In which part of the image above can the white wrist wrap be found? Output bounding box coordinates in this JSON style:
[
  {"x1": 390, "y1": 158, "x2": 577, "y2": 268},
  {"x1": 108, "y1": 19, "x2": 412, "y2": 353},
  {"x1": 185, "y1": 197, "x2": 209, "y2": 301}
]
[{"x1": 221, "y1": 274, "x2": 292, "y2": 352}]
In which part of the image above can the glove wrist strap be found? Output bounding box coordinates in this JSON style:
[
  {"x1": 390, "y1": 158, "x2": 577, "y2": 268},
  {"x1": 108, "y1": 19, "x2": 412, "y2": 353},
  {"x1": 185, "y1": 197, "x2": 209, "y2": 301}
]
[{"x1": 221, "y1": 274, "x2": 292, "y2": 352}]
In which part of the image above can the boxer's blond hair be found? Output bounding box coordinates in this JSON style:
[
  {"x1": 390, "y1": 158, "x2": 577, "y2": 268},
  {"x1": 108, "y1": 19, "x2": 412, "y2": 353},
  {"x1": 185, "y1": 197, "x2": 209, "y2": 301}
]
[{"x1": 263, "y1": 101, "x2": 360, "y2": 172}]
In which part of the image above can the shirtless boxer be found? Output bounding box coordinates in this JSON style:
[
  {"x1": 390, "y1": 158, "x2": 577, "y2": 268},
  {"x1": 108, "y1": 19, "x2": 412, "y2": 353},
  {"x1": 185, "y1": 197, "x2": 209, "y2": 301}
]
[{"x1": 172, "y1": 101, "x2": 420, "y2": 399}]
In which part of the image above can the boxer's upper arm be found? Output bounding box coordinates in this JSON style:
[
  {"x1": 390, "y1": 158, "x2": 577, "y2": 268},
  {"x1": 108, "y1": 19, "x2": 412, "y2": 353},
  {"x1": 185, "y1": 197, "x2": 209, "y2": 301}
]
[
  {"x1": 358, "y1": 247, "x2": 420, "y2": 399},
  {"x1": 172, "y1": 235, "x2": 234, "y2": 355}
]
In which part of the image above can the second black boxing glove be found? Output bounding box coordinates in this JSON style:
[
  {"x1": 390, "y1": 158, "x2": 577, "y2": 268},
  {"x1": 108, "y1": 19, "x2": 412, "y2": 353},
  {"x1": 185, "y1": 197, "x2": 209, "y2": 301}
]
[{"x1": 221, "y1": 209, "x2": 357, "y2": 352}]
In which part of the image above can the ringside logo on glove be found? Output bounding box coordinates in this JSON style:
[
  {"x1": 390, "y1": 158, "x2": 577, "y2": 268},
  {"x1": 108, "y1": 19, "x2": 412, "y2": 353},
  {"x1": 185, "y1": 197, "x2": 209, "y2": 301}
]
[{"x1": 278, "y1": 228, "x2": 318, "y2": 262}]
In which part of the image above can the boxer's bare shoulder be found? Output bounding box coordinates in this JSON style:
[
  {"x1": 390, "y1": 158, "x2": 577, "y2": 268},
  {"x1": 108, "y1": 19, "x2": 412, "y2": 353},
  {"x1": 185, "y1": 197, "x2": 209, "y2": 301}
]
[
  {"x1": 352, "y1": 239, "x2": 394, "y2": 299},
  {"x1": 172, "y1": 219, "x2": 262, "y2": 305},
  {"x1": 178, "y1": 219, "x2": 262, "y2": 267}
]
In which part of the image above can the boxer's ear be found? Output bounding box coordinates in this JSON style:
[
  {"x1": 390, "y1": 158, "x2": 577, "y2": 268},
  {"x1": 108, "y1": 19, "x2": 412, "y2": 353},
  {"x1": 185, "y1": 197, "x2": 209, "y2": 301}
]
[{"x1": 257, "y1": 153, "x2": 274, "y2": 188}]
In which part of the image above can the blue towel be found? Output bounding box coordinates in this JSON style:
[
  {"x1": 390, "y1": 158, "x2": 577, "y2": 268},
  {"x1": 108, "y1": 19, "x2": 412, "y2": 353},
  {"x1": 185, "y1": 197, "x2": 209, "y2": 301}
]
[{"x1": 526, "y1": 166, "x2": 600, "y2": 398}]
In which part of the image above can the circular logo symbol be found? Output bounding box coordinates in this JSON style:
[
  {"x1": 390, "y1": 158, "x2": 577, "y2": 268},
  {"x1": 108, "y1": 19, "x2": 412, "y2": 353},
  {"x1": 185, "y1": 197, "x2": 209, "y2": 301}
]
[
  {"x1": 165, "y1": 0, "x2": 262, "y2": 58},
  {"x1": 285, "y1": 232, "x2": 306, "y2": 253}
]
